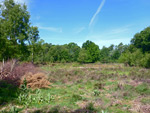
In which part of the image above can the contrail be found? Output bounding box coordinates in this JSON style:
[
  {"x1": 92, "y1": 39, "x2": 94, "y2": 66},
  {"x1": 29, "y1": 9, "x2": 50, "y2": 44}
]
[{"x1": 89, "y1": 0, "x2": 106, "y2": 27}]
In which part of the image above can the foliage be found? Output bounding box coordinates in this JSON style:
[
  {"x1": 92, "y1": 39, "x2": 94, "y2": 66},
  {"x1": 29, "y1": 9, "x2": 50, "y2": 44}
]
[
  {"x1": 131, "y1": 26, "x2": 150, "y2": 53},
  {"x1": 82, "y1": 40, "x2": 100, "y2": 63},
  {"x1": 18, "y1": 79, "x2": 53, "y2": 106},
  {"x1": 135, "y1": 83, "x2": 150, "y2": 95},
  {"x1": 18, "y1": 88, "x2": 54, "y2": 106},
  {"x1": 141, "y1": 53, "x2": 150, "y2": 68},
  {"x1": 0, "y1": 0, "x2": 30, "y2": 60},
  {"x1": 0, "y1": 60, "x2": 38, "y2": 86},
  {"x1": 119, "y1": 49, "x2": 144, "y2": 66},
  {"x1": 77, "y1": 48, "x2": 89, "y2": 63},
  {"x1": 1, "y1": 63, "x2": 150, "y2": 112},
  {"x1": 100, "y1": 43, "x2": 128, "y2": 63},
  {"x1": 0, "y1": 0, "x2": 40, "y2": 61},
  {"x1": 119, "y1": 47, "x2": 150, "y2": 68},
  {"x1": 0, "y1": 81, "x2": 19, "y2": 105},
  {"x1": 93, "y1": 89, "x2": 100, "y2": 96},
  {"x1": 48, "y1": 45, "x2": 70, "y2": 63},
  {"x1": 67, "y1": 42, "x2": 80, "y2": 62}
]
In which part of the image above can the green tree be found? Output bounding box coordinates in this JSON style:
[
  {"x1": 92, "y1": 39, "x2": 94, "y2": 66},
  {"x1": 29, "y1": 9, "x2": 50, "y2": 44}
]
[
  {"x1": 131, "y1": 27, "x2": 150, "y2": 53},
  {"x1": 77, "y1": 48, "x2": 89, "y2": 63},
  {"x1": 28, "y1": 26, "x2": 40, "y2": 63},
  {"x1": 48, "y1": 45, "x2": 69, "y2": 62},
  {"x1": 141, "y1": 53, "x2": 150, "y2": 68},
  {"x1": 119, "y1": 49, "x2": 143, "y2": 66},
  {"x1": 42, "y1": 43, "x2": 52, "y2": 62},
  {"x1": 0, "y1": 0, "x2": 31, "y2": 60},
  {"x1": 99, "y1": 46, "x2": 111, "y2": 63},
  {"x1": 111, "y1": 43, "x2": 128, "y2": 62},
  {"x1": 82, "y1": 40, "x2": 100, "y2": 63},
  {"x1": 67, "y1": 42, "x2": 80, "y2": 62}
]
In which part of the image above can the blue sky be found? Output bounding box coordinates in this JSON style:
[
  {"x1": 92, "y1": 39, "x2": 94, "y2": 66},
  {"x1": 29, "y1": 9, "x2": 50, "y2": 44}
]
[{"x1": 1, "y1": 0, "x2": 150, "y2": 48}]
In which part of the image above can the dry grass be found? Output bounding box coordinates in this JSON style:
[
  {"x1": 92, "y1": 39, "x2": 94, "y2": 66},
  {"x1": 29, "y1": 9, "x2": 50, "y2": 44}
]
[
  {"x1": 20, "y1": 72, "x2": 51, "y2": 89},
  {"x1": 0, "y1": 60, "x2": 40, "y2": 86}
]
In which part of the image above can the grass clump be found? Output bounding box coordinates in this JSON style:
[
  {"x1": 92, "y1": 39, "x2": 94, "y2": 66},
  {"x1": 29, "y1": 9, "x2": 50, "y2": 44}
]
[
  {"x1": 135, "y1": 83, "x2": 150, "y2": 95},
  {"x1": 1, "y1": 63, "x2": 150, "y2": 113}
]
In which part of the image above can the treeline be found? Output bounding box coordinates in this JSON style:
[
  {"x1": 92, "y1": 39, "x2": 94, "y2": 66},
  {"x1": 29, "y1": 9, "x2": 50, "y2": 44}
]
[
  {"x1": 0, "y1": 0, "x2": 150, "y2": 68},
  {"x1": 119, "y1": 27, "x2": 150, "y2": 68}
]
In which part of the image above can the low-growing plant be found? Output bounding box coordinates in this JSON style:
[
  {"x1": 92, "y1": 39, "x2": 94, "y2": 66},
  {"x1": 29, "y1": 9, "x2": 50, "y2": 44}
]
[
  {"x1": 94, "y1": 89, "x2": 100, "y2": 96},
  {"x1": 10, "y1": 106, "x2": 19, "y2": 113},
  {"x1": 135, "y1": 83, "x2": 150, "y2": 95},
  {"x1": 141, "y1": 98, "x2": 150, "y2": 105},
  {"x1": 101, "y1": 110, "x2": 109, "y2": 113},
  {"x1": 86, "y1": 102, "x2": 97, "y2": 112},
  {"x1": 72, "y1": 94, "x2": 83, "y2": 102},
  {"x1": 18, "y1": 84, "x2": 55, "y2": 107}
]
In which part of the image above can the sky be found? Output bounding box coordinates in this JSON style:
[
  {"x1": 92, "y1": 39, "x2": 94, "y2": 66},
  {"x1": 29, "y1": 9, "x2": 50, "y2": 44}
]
[{"x1": 1, "y1": 0, "x2": 150, "y2": 48}]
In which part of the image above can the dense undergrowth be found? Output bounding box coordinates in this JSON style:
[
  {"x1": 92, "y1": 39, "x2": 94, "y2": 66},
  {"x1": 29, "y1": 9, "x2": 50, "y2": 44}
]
[{"x1": 0, "y1": 63, "x2": 150, "y2": 113}]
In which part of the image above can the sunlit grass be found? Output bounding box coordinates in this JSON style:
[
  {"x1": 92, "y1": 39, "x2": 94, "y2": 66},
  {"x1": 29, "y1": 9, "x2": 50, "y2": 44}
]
[{"x1": 1, "y1": 63, "x2": 150, "y2": 112}]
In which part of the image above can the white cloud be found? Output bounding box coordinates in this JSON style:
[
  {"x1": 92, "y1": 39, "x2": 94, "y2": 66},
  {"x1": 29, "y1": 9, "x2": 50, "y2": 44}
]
[
  {"x1": 86, "y1": 33, "x2": 131, "y2": 48},
  {"x1": 75, "y1": 27, "x2": 85, "y2": 34},
  {"x1": 89, "y1": 0, "x2": 106, "y2": 27},
  {"x1": 110, "y1": 25, "x2": 132, "y2": 34},
  {"x1": 85, "y1": 25, "x2": 134, "y2": 48},
  {"x1": 37, "y1": 24, "x2": 62, "y2": 33},
  {"x1": 35, "y1": 16, "x2": 40, "y2": 20}
]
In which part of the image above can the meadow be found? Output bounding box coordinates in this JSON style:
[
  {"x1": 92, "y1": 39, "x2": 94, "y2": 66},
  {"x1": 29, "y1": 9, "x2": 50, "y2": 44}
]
[
  {"x1": 1, "y1": 0, "x2": 150, "y2": 112},
  {"x1": 0, "y1": 63, "x2": 150, "y2": 113}
]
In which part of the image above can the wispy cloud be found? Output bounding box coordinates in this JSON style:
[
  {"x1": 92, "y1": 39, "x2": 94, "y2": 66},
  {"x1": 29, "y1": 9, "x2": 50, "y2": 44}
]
[
  {"x1": 75, "y1": 27, "x2": 85, "y2": 34},
  {"x1": 86, "y1": 34, "x2": 131, "y2": 48},
  {"x1": 89, "y1": 0, "x2": 106, "y2": 27},
  {"x1": 85, "y1": 25, "x2": 134, "y2": 48},
  {"x1": 37, "y1": 25, "x2": 62, "y2": 33},
  {"x1": 110, "y1": 25, "x2": 132, "y2": 34},
  {"x1": 14, "y1": 0, "x2": 29, "y2": 5},
  {"x1": 35, "y1": 16, "x2": 40, "y2": 20}
]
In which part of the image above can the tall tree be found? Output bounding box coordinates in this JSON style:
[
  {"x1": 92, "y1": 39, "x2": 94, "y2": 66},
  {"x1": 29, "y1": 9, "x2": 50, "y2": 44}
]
[
  {"x1": 0, "y1": 0, "x2": 31, "y2": 60},
  {"x1": 28, "y1": 26, "x2": 40, "y2": 63},
  {"x1": 82, "y1": 40, "x2": 100, "y2": 63},
  {"x1": 67, "y1": 42, "x2": 80, "y2": 62},
  {"x1": 131, "y1": 27, "x2": 150, "y2": 53}
]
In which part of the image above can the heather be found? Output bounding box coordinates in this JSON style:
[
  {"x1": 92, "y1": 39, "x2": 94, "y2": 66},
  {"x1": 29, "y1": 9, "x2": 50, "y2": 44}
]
[
  {"x1": 0, "y1": 63, "x2": 150, "y2": 113},
  {"x1": 0, "y1": 0, "x2": 150, "y2": 112}
]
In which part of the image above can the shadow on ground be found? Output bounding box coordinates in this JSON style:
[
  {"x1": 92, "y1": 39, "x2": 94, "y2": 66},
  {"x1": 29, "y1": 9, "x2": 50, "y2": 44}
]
[{"x1": 0, "y1": 81, "x2": 19, "y2": 106}]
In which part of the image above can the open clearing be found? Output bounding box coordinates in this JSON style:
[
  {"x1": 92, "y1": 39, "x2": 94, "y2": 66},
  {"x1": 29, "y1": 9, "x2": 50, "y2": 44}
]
[{"x1": 0, "y1": 63, "x2": 150, "y2": 113}]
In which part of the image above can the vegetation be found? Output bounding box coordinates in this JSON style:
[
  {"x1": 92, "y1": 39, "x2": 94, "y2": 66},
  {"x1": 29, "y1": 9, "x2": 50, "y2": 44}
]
[
  {"x1": 0, "y1": 63, "x2": 150, "y2": 112},
  {"x1": 0, "y1": 0, "x2": 150, "y2": 112},
  {"x1": 0, "y1": 0, "x2": 150, "y2": 68}
]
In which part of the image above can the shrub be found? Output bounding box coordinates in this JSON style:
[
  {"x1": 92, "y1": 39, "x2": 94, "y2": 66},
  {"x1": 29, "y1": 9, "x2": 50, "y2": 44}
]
[
  {"x1": 141, "y1": 53, "x2": 150, "y2": 68},
  {"x1": 77, "y1": 48, "x2": 90, "y2": 63},
  {"x1": 118, "y1": 49, "x2": 143, "y2": 67},
  {"x1": 135, "y1": 83, "x2": 150, "y2": 95},
  {"x1": 0, "y1": 60, "x2": 39, "y2": 86}
]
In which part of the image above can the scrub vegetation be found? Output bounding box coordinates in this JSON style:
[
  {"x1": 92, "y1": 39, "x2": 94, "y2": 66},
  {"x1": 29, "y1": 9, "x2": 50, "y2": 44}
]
[
  {"x1": 0, "y1": 0, "x2": 150, "y2": 113},
  {"x1": 0, "y1": 63, "x2": 150, "y2": 113}
]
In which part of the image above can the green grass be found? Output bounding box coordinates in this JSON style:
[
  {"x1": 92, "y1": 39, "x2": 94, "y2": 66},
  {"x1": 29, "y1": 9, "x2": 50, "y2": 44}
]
[{"x1": 1, "y1": 63, "x2": 150, "y2": 112}]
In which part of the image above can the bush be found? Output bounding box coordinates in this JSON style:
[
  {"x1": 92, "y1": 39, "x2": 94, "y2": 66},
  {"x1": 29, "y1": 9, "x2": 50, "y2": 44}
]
[
  {"x1": 141, "y1": 53, "x2": 150, "y2": 68},
  {"x1": 118, "y1": 49, "x2": 143, "y2": 67},
  {"x1": 77, "y1": 49, "x2": 90, "y2": 63},
  {"x1": 0, "y1": 60, "x2": 39, "y2": 86}
]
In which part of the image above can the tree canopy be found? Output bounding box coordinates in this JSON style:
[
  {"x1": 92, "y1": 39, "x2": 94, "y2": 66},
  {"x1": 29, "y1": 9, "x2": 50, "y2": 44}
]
[
  {"x1": 131, "y1": 27, "x2": 150, "y2": 53},
  {"x1": 82, "y1": 40, "x2": 100, "y2": 63}
]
